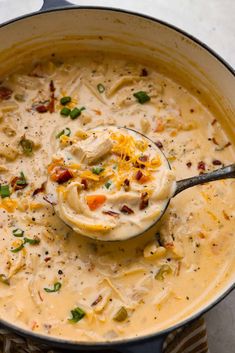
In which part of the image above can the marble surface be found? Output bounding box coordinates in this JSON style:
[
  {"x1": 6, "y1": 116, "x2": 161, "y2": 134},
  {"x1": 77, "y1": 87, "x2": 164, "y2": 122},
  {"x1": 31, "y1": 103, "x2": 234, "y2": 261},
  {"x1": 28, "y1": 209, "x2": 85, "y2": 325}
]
[{"x1": 0, "y1": 1, "x2": 234, "y2": 352}]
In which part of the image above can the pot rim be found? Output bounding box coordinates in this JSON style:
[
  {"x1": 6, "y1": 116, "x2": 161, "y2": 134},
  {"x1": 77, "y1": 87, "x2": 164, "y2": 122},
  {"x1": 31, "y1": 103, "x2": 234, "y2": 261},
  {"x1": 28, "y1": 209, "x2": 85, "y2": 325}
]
[{"x1": 0, "y1": 5, "x2": 234, "y2": 349}]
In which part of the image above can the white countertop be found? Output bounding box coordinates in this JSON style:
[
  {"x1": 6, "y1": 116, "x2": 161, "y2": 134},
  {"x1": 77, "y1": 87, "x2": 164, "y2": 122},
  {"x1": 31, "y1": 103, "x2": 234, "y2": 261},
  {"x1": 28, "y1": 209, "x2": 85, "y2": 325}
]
[{"x1": 0, "y1": 1, "x2": 234, "y2": 352}]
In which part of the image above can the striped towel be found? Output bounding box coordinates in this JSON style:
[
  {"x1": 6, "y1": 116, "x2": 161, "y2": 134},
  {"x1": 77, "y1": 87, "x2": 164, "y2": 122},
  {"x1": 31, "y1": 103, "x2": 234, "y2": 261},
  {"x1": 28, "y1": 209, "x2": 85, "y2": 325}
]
[{"x1": 0, "y1": 317, "x2": 208, "y2": 353}]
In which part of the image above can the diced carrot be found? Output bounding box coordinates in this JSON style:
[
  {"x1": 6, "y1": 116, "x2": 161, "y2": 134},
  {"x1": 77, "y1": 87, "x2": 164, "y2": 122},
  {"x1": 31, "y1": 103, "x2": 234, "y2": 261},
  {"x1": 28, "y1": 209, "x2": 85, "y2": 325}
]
[
  {"x1": 86, "y1": 195, "x2": 106, "y2": 210},
  {"x1": 138, "y1": 175, "x2": 150, "y2": 184}
]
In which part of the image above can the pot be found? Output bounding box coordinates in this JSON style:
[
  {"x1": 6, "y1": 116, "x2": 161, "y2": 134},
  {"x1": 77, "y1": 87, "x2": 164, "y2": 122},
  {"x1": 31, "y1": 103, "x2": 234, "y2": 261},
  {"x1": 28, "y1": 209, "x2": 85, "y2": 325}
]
[{"x1": 0, "y1": 1, "x2": 234, "y2": 352}]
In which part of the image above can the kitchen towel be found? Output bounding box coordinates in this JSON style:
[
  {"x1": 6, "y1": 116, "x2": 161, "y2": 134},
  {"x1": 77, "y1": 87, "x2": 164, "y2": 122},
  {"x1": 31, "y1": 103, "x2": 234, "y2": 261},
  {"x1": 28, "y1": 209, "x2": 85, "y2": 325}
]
[{"x1": 0, "y1": 316, "x2": 208, "y2": 353}]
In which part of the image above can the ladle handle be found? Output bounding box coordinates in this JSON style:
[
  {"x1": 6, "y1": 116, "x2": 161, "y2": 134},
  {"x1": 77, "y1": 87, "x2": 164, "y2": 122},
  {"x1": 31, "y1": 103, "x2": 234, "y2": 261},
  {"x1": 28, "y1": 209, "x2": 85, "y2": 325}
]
[{"x1": 174, "y1": 164, "x2": 235, "y2": 196}]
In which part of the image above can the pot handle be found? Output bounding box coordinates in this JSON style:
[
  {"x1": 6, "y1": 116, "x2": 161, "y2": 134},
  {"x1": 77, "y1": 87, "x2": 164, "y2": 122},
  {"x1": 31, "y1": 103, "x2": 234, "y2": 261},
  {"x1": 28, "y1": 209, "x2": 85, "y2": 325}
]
[{"x1": 40, "y1": 0, "x2": 74, "y2": 11}]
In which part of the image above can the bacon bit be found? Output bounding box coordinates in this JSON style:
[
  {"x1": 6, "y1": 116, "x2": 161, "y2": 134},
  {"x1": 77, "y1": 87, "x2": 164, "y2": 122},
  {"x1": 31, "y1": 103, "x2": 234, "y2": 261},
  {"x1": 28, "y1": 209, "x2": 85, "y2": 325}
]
[
  {"x1": 81, "y1": 178, "x2": 88, "y2": 190},
  {"x1": 51, "y1": 167, "x2": 73, "y2": 184},
  {"x1": 92, "y1": 109, "x2": 102, "y2": 115},
  {"x1": 32, "y1": 182, "x2": 46, "y2": 196},
  {"x1": 139, "y1": 192, "x2": 149, "y2": 210},
  {"x1": 139, "y1": 155, "x2": 148, "y2": 162},
  {"x1": 86, "y1": 195, "x2": 106, "y2": 211},
  {"x1": 123, "y1": 178, "x2": 130, "y2": 192},
  {"x1": 102, "y1": 210, "x2": 120, "y2": 218},
  {"x1": 136, "y1": 170, "x2": 143, "y2": 181},
  {"x1": 186, "y1": 162, "x2": 192, "y2": 168},
  {"x1": 155, "y1": 119, "x2": 164, "y2": 132},
  {"x1": 224, "y1": 141, "x2": 231, "y2": 148},
  {"x1": 91, "y1": 295, "x2": 103, "y2": 306},
  {"x1": 38, "y1": 290, "x2": 43, "y2": 302},
  {"x1": 197, "y1": 161, "x2": 205, "y2": 171},
  {"x1": 43, "y1": 195, "x2": 56, "y2": 206},
  {"x1": 164, "y1": 242, "x2": 174, "y2": 249},
  {"x1": 155, "y1": 141, "x2": 163, "y2": 149},
  {"x1": 47, "y1": 80, "x2": 55, "y2": 113},
  {"x1": 212, "y1": 159, "x2": 222, "y2": 166},
  {"x1": 222, "y1": 210, "x2": 230, "y2": 220},
  {"x1": 44, "y1": 257, "x2": 51, "y2": 262},
  {"x1": 36, "y1": 105, "x2": 48, "y2": 113},
  {"x1": 211, "y1": 119, "x2": 217, "y2": 125},
  {"x1": 120, "y1": 205, "x2": 134, "y2": 214},
  {"x1": 212, "y1": 137, "x2": 219, "y2": 145},
  {"x1": 125, "y1": 155, "x2": 130, "y2": 161},
  {"x1": 140, "y1": 68, "x2": 148, "y2": 77},
  {"x1": 11, "y1": 176, "x2": 28, "y2": 191},
  {"x1": 0, "y1": 86, "x2": 12, "y2": 100}
]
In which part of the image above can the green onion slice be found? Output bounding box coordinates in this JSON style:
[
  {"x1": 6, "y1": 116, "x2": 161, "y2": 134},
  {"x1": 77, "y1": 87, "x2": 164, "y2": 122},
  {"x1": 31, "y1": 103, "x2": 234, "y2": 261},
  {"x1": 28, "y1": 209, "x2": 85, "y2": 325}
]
[
  {"x1": 16, "y1": 172, "x2": 27, "y2": 186},
  {"x1": 11, "y1": 241, "x2": 24, "y2": 253},
  {"x1": 133, "y1": 91, "x2": 150, "y2": 104},
  {"x1": 113, "y1": 306, "x2": 128, "y2": 322},
  {"x1": 56, "y1": 127, "x2": 71, "y2": 139},
  {"x1": 60, "y1": 107, "x2": 71, "y2": 116},
  {"x1": 97, "y1": 83, "x2": 105, "y2": 93},
  {"x1": 24, "y1": 237, "x2": 40, "y2": 245},
  {"x1": 44, "y1": 282, "x2": 62, "y2": 293},
  {"x1": 20, "y1": 137, "x2": 34, "y2": 155},
  {"x1": 70, "y1": 107, "x2": 85, "y2": 120},
  {"x1": 155, "y1": 265, "x2": 172, "y2": 281},
  {"x1": 105, "y1": 181, "x2": 112, "y2": 189},
  {"x1": 68, "y1": 307, "x2": 86, "y2": 323},
  {"x1": 0, "y1": 184, "x2": 10, "y2": 198},
  {"x1": 60, "y1": 96, "x2": 71, "y2": 105},
  {"x1": 92, "y1": 166, "x2": 104, "y2": 175},
  {"x1": 12, "y1": 228, "x2": 24, "y2": 237}
]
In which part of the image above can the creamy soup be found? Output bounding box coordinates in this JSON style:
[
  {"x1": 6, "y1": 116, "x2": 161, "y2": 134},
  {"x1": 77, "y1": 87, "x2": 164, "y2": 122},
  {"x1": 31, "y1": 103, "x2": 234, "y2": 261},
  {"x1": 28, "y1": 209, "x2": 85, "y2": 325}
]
[
  {"x1": 0, "y1": 52, "x2": 234, "y2": 342},
  {"x1": 47, "y1": 125, "x2": 175, "y2": 241}
]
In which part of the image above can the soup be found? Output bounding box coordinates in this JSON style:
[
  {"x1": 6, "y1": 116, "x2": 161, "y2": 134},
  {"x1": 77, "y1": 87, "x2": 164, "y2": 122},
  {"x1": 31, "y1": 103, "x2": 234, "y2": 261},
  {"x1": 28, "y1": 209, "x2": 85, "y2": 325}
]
[{"x1": 0, "y1": 52, "x2": 234, "y2": 342}]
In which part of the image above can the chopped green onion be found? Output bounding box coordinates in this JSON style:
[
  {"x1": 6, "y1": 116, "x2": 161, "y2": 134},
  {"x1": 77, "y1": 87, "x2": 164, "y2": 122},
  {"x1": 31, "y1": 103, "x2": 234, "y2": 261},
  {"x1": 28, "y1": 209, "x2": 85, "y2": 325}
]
[
  {"x1": 11, "y1": 241, "x2": 24, "y2": 253},
  {"x1": 68, "y1": 307, "x2": 86, "y2": 323},
  {"x1": 0, "y1": 184, "x2": 10, "y2": 198},
  {"x1": 16, "y1": 172, "x2": 27, "y2": 186},
  {"x1": 0, "y1": 274, "x2": 9, "y2": 285},
  {"x1": 60, "y1": 96, "x2": 71, "y2": 105},
  {"x1": 105, "y1": 181, "x2": 112, "y2": 189},
  {"x1": 113, "y1": 306, "x2": 128, "y2": 322},
  {"x1": 155, "y1": 265, "x2": 172, "y2": 281},
  {"x1": 12, "y1": 228, "x2": 24, "y2": 237},
  {"x1": 60, "y1": 107, "x2": 71, "y2": 116},
  {"x1": 20, "y1": 137, "x2": 34, "y2": 155},
  {"x1": 70, "y1": 107, "x2": 85, "y2": 120},
  {"x1": 133, "y1": 91, "x2": 150, "y2": 104},
  {"x1": 56, "y1": 127, "x2": 71, "y2": 139},
  {"x1": 92, "y1": 166, "x2": 104, "y2": 175},
  {"x1": 97, "y1": 83, "x2": 105, "y2": 93},
  {"x1": 44, "y1": 282, "x2": 62, "y2": 293},
  {"x1": 24, "y1": 236, "x2": 40, "y2": 245},
  {"x1": 14, "y1": 93, "x2": 25, "y2": 102}
]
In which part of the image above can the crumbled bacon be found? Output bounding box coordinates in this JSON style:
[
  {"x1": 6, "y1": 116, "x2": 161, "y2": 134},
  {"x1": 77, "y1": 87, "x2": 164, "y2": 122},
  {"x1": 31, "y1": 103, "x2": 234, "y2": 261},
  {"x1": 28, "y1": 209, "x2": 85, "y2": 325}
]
[
  {"x1": 32, "y1": 182, "x2": 46, "y2": 196},
  {"x1": 120, "y1": 205, "x2": 134, "y2": 214},
  {"x1": 136, "y1": 170, "x2": 143, "y2": 180},
  {"x1": 47, "y1": 80, "x2": 55, "y2": 113},
  {"x1": 212, "y1": 137, "x2": 219, "y2": 145},
  {"x1": 123, "y1": 178, "x2": 130, "y2": 192},
  {"x1": 211, "y1": 119, "x2": 217, "y2": 125},
  {"x1": 0, "y1": 86, "x2": 12, "y2": 100},
  {"x1": 11, "y1": 176, "x2": 28, "y2": 191},
  {"x1": 212, "y1": 159, "x2": 222, "y2": 166},
  {"x1": 139, "y1": 155, "x2": 148, "y2": 162},
  {"x1": 140, "y1": 68, "x2": 148, "y2": 77},
  {"x1": 155, "y1": 141, "x2": 163, "y2": 149},
  {"x1": 36, "y1": 105, "x2": 48, "y2": 113},
  {"x1": 51, "y1": 167, "x2": 73, "y2": 184},
  {"x1": 44, "y1": 257, "x2": 51, "y2": 263},
  {"x1": 139, "y1": 192, "x2": 149, "y2": 210},
  {"x1": 81, "y1": 178, "x2": 88, "y2": 190},
  {"x1": 197, "y1": 161, "x2": 205, "y2": 171},
  {"x1": 102, "y1": 210, "x2": 120, "y2": 218}
]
